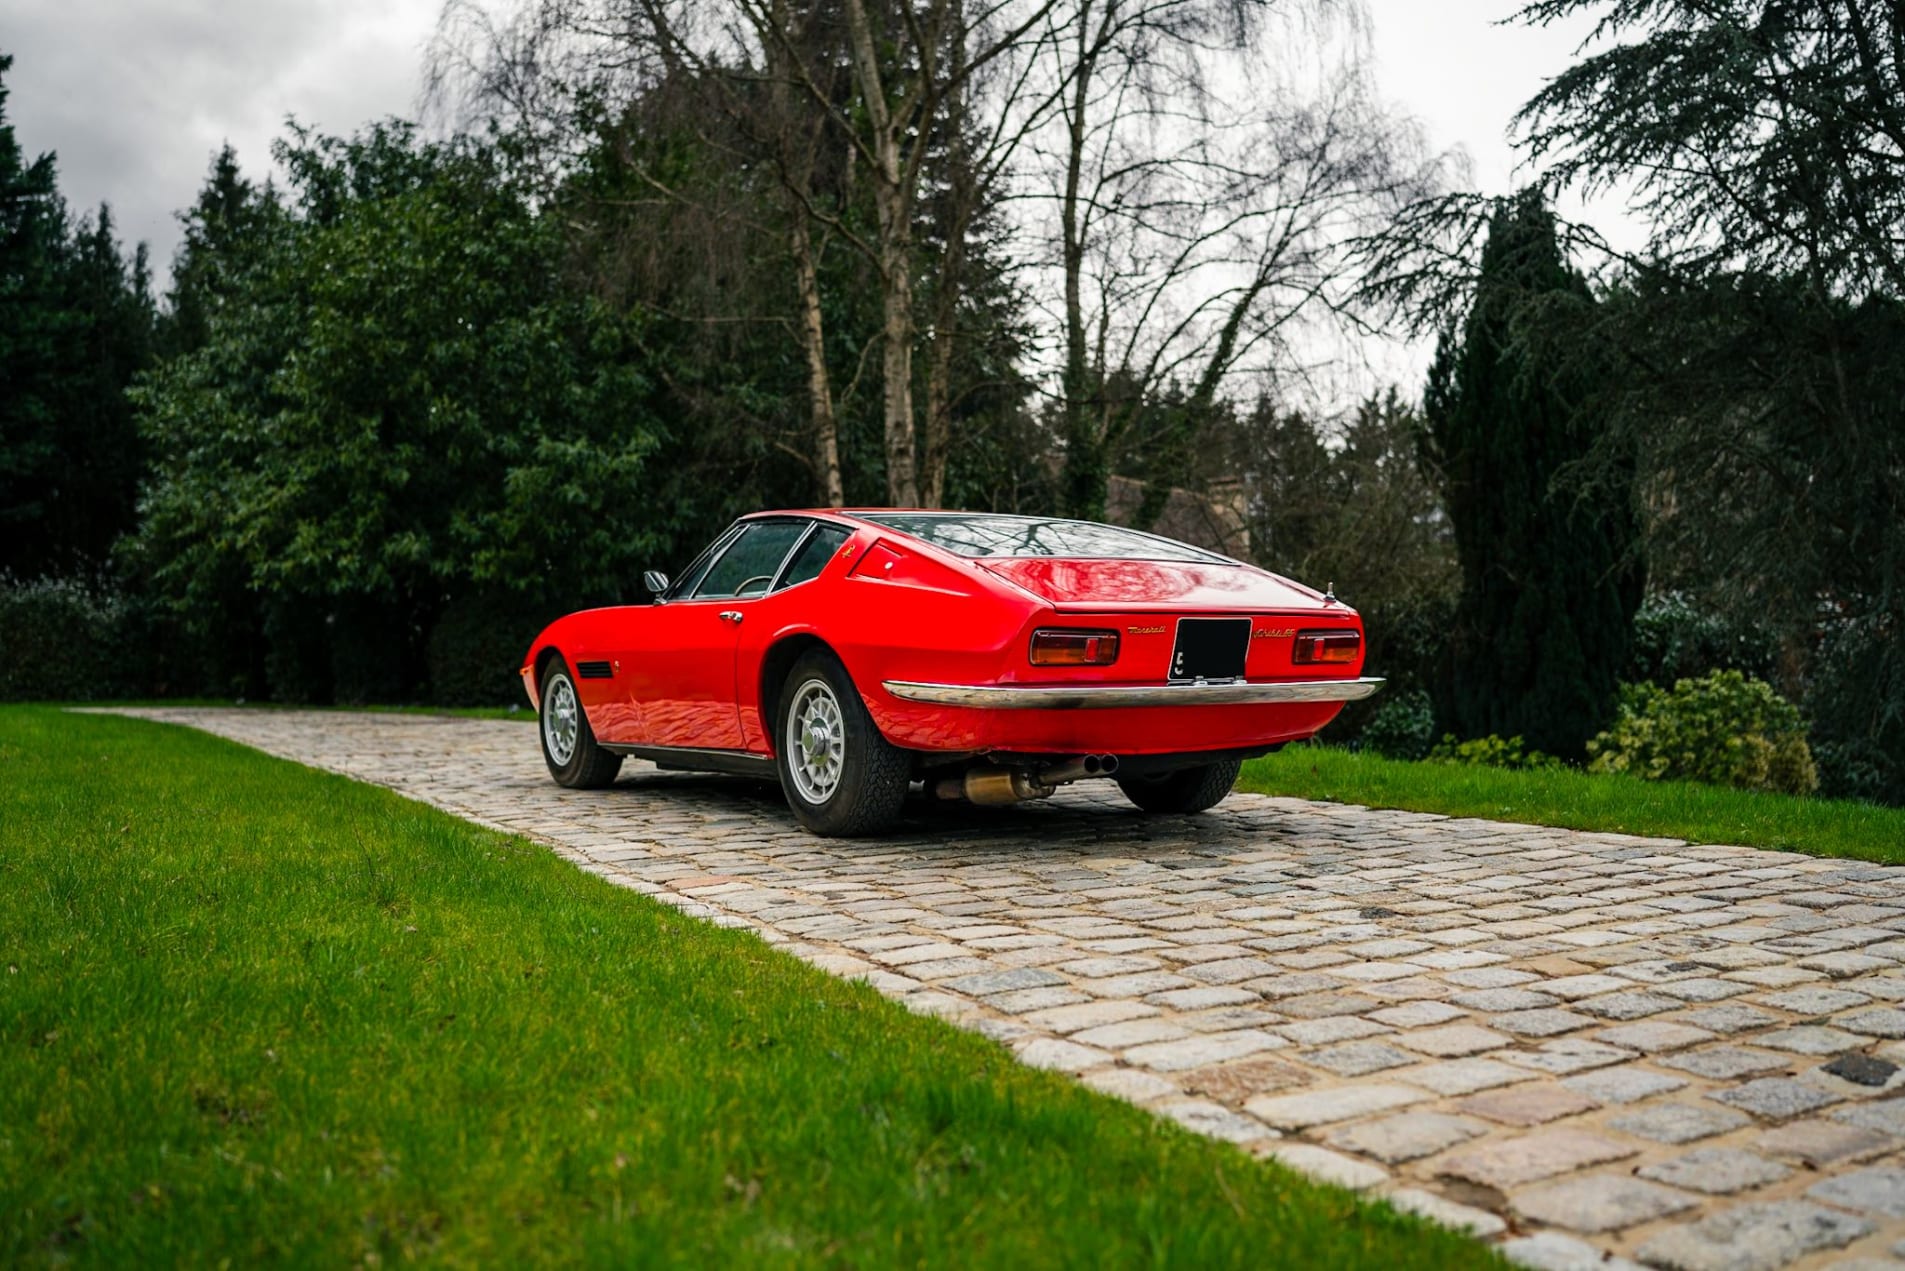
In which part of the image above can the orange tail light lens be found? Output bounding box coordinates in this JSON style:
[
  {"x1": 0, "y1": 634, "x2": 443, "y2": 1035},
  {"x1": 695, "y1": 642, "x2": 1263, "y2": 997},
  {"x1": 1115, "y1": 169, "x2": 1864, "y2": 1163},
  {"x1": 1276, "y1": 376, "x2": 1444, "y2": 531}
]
[
  {"x1": 1292, "y1": 629, "x2": 1361, "y2": 665},
  {"x1": 1030, "y1": 628, "x2": 1121, "y2": 666}
]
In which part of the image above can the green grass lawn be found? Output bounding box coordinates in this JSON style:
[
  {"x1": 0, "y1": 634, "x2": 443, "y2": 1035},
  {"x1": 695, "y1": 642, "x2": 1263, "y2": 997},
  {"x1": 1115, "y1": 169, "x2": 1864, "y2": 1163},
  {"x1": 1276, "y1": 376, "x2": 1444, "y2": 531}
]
[
  {"x1": 1242, "y1": 745, "x2": 1905, "y2": 866},
  {"x1": 76, "y1": 697, "x2": 533, "y2": 722},
  {"x1": 0, "y1": 707, "x2": 1490, "y2": 1268}
]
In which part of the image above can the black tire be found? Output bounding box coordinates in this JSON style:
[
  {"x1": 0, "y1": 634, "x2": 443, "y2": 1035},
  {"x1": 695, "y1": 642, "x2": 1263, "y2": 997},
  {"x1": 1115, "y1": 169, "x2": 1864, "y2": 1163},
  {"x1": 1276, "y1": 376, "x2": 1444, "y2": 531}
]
[
  {"x1": 1117, "y1": 758, "x2": 1242, "y2": 814},
  {"x1": 539, "y1": 657, "x2": 623, "y2": 789},
  {"x1": 774, "y1": 650, "x2": 909, "y2": 836}
]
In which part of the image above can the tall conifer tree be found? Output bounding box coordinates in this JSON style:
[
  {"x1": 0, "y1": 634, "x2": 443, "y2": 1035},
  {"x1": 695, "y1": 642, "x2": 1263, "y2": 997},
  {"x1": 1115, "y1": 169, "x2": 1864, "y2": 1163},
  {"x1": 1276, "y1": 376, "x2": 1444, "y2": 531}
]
[
  {"x1": 0, "y1": 54, "x2": 155, "y2": 576},
  {"x1": 1423, "y1": 188, "x2": 1641, "y2": 760},
  {"x1": 0, "y1": 52, "x2": 69, "y2": 575}
]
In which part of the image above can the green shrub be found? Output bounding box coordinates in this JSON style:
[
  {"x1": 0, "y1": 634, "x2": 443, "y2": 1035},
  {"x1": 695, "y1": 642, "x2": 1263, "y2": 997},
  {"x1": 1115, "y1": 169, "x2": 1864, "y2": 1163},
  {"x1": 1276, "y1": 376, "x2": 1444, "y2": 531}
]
[
  {"x1": 1805, "y1": 614, "x2": 1905, "y2": 805},
  {"x1": 1812, "y1": 740, "x2": 1896, "y2": 805},
  {"x1": 1627, "y1": 592, "x2": 1776, "y2": 687},
  {"x1": 1359, "y1": 689, "x2": 1436, "y2": 760},
  {"x1": 1427, "y1": 733, "x2": 1563, "y2": 770},
  {"x1": 0, "y1": 575, "x2": 144, "y2": 701},
  {"x1": 427, "y1": 593, "x2": 555, "y2": 707},
  {"x1": 1588, "y1": 671, "x2": 1818, "y2": 795}
]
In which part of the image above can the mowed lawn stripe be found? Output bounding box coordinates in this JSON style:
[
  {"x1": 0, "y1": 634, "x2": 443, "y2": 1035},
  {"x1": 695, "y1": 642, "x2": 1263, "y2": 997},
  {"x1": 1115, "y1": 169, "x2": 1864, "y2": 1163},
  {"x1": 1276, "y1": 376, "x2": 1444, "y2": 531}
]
[
  {"x1": 0, "y1": 708, "x2": 1491, "y2": 1268},
  {"x1": 1242, "y1": 744, "x2": 1905, "y2": 866}
]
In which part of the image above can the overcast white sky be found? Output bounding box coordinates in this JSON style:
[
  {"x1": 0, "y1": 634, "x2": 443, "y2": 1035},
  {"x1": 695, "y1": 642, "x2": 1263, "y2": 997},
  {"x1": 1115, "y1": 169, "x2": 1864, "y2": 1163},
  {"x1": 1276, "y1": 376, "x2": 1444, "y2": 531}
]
[{"x1": 3, "y1": 0, "x2": 1639, "y2": 393}]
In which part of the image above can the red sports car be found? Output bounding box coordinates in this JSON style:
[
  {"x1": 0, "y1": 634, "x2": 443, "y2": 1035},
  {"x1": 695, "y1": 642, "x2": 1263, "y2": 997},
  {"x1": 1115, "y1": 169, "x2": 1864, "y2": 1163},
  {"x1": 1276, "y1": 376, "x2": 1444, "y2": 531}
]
[{"x1": 521, "y1": 510, "x2": 1382, "y2": 836}]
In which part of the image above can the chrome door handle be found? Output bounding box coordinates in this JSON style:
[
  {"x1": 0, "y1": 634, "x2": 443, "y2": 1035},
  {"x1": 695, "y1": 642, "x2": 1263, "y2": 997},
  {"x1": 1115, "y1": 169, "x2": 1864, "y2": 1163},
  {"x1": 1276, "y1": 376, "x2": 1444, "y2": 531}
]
[{"x1": 718, "y1": 611, "x2": 743, "y2": 623}]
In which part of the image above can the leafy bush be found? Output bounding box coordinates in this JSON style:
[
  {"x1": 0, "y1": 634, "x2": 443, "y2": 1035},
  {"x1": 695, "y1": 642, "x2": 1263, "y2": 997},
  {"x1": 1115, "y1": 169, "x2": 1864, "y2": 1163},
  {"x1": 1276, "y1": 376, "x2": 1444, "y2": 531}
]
[
  {"x1": 1427, "y1": 733, "x2": 1563, "y2": 770},
  {"x1": 1589, "y1": 671, "x2": 1818, "y2": 794},
  {"x1": 1626, "y1": 592, "x2": 1777, "y2": 687},
  {"x1": 428, "y1": 593, "x2": 555, "y2": 707},
  {"x1": 0, "y1": 575, "x2": 144, "y2": 701},
  {"x1": 1358, "y1": 689, "x2": 1436, "y2": 760},
  {"x1": 1805, "y1": 614, "x2": 1905, "y2": 805},
  {"x1": 1812, "y1": 740, "x2": 1897, "y2": 805}
]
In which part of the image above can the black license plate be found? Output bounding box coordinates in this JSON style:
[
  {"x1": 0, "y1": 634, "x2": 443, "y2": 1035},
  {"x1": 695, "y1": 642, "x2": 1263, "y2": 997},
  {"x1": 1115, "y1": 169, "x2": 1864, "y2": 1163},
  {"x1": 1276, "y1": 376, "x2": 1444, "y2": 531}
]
[{"x1": 1169, "y1": 617, "x2": 1250, "y2": 683}]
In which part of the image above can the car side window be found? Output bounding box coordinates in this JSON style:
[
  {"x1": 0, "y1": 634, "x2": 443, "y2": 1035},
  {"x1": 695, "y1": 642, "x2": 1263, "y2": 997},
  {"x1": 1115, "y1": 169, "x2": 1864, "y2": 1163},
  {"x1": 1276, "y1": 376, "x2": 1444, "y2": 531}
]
[
  {"x1": 692, "y1": 521, "x2": 809, "y2": 599},
  {"x1": 668, "y1": 528, "x2": 737, "y2": 599},
  {"x1": 775, "y1": 525, "x2": 850, "y2": 592}
]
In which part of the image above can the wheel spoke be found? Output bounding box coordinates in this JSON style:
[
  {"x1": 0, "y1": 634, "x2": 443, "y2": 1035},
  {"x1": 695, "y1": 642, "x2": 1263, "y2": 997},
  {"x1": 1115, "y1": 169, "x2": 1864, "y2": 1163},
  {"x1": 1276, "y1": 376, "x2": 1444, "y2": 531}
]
[
  {"x1": 785, "y1": 679, "x2": 846, "y2": 803},
  {"x1": 543, "y1": 675, "x2": 579, "y2": 766}
]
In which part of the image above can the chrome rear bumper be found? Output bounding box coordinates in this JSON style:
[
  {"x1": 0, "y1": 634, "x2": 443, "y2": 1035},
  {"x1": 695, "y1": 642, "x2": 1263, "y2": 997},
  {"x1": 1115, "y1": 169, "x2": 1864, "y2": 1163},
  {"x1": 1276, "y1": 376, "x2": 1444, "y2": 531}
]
[{"x1": 881, "y1": 677, "x2": 1385, "y2": 710}]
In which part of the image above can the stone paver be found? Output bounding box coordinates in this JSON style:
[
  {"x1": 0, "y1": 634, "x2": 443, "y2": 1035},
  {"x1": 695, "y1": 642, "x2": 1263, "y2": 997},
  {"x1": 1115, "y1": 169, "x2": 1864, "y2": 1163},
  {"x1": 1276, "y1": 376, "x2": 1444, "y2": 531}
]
[
  {"x1": 102, "y1": 708, "x2": 1905, "y2": 1269},
  {"x1": 1246, "y1": 1082, "x2": 1427, "y2": 1129},
  {"x1": 1511, "y1": 1173, "x2": 1697, "y2": 1232},
  {"x1": 1638, "y1": 1146, "x2": 1792, "y2": 1194},
  {"x1": 1323, "y1": 1111, "x2": 1488, "y2": 1163},
  {"x1": 1808, "y1": 1169, "x2": 1905, "y2": 1219},
  {"x1": 1711, "y1": 1077, "x2": 1844, "y2": 1120},
  {"x1": 1636, "y1": 1201, "x2": 1873, "y2": 1271},
  {"x1": 1611, "y1": 1102, "x2": 1753, "y2": 1144},
  {"x1": 1759, "y1": 1119, "x2": 1897, "y2": 1166},
  {"x1": 1456, "y1": 1083, "x2": 1598, "y2": 1126},
  {"x1": 1438, "y1": 1128, "x2": 1635, "y2": 1189}
]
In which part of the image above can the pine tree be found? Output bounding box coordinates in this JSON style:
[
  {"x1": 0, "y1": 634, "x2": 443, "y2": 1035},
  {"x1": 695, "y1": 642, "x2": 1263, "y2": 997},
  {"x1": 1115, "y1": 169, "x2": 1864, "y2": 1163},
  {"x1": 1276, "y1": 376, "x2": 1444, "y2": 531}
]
[
  {"x1": 0, "y1": 52, "x2": 70, "y2": 576},
  {"x1": 0, "y1": 55, "x2": 156, "y2": 576},
  {"x1": 1422, "y1": 188, "x2": 1642, "y2": 760},
  {"x1": 43, "y1": 205, "x2": 156, "y2": 566},
  {"x1": 161, "y1": 145, "x2": 278, "y2": 358}
]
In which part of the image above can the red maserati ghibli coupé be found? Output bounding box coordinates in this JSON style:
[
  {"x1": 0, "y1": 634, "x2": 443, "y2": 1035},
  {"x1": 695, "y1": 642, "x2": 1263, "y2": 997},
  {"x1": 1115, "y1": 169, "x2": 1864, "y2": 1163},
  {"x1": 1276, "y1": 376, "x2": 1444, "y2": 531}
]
[{"x1": 521, "y1": 511, "x2": 1381, "y2": 835}]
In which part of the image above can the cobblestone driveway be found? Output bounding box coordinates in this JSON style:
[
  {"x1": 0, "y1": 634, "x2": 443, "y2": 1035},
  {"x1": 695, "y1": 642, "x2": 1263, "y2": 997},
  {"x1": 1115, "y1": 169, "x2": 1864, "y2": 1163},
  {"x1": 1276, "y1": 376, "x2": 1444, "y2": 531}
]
[{"x1": 110, "y1": 708, "x2": 1905, "y2": 1269}]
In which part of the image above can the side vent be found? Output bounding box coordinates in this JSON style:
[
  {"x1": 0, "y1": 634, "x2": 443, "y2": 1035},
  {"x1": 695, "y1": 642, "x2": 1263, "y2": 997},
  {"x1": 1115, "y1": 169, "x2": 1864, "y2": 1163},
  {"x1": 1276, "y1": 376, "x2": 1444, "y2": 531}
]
[{"x1": 576, "y1": 661, "x2": 614, "y2": 680}]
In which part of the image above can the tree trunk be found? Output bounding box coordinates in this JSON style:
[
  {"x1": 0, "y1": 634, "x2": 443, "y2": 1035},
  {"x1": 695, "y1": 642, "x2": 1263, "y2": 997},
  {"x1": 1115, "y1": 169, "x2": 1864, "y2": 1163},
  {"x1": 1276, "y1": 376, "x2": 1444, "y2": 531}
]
[
  {"x1": 1059, "y1": 6, "x2": 1102, "y2": 520},
  {"x1": 878, "y1": 220, "x2": 919, "y2": 506},
  {"x1": 923, "y1": 302, "x2": 956, "y2": 509},
  {"x1": 922, "y1": 43, "x2": 973, "y2": 511},
  {"x1": 790, "y1": 215, "x2": 844, "y2": 506},
  {"x1": 841, "y1": 0, "x2": 921, "y2": 507}
]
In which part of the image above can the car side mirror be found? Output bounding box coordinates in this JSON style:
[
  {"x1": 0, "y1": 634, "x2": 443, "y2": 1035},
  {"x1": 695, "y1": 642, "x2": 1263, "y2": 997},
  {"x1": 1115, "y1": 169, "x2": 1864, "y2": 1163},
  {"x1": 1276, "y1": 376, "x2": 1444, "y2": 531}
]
[{"x1": 642, "y1": 570, "x2": 670, "y2": 597}]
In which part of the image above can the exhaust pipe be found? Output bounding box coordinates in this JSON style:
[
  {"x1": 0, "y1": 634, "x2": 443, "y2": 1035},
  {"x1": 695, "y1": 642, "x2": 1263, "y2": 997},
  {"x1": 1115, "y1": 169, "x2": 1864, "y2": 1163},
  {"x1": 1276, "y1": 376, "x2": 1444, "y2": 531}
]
[
  {"x1": 1037, "y1": 753, "x2": 1119, "y2": 786},
  {"x1": 935, "y1": 767, "x2": 1053, "y2": 806},
  {"x1": 934, "y1": 755, "x2": 1120, "y2": 805}
]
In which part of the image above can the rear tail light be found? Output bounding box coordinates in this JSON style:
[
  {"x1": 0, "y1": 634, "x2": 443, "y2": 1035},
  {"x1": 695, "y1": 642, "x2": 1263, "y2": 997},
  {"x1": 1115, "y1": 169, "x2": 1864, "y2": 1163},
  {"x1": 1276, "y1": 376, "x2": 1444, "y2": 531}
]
[
  {"x1": 1292, "y1": 629, "x2": 1361, "y2": 665},
  {"x1": 1029, "y1": 628, "x2": 1121, "y2": 666}
]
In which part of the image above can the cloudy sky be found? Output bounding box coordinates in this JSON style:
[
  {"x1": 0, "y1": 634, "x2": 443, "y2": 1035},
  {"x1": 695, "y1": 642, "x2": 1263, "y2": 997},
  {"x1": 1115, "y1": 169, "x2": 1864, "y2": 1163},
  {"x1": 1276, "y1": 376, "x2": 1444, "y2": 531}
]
[{"x1": 5, "y1": 0, "x2": 1634, "y2": 376}]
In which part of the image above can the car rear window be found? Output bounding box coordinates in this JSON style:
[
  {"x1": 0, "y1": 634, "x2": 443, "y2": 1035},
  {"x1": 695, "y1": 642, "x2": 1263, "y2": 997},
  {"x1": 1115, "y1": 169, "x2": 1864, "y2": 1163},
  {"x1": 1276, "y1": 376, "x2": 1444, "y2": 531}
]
[
  {"x1": 861, "y1": 514, "x2": 1228, "y2": 563},
  {"x1": 776, "y1": 524, "x2": 850, "y2": 590}
]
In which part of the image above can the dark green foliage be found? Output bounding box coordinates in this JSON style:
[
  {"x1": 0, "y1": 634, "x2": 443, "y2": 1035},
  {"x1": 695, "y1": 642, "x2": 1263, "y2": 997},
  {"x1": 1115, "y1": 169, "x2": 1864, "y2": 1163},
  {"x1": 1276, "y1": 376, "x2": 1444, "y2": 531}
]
[
  {"x1": 1230, "y1": 391, "x2": 1458, "y2": 740},
  {"x1": 1807, "y1": 614, "x2": 1904, "y2": 803},
  {"x1": 1627, "y1": 592, "x2": 1777, "y2": 688},
  {"x1": 1516, "y1": 0, "x2": 1905, "y2": 296},
  {"x1": 1427, "y1": 733, "x2": 1562, "y2": 771},
  {"x1": 129, "y1": 124, "x2": 679, "y2": 702},
  {"x1": 427, "y1": 592, "x2": 557, "y2": 707},
  {"x1": 1588, "y1": 672, "x2": 1819, "y2": 796},
  {"x1": 159, "y1": 144, "x2": 282, "y2": 359},
  {"x1": 0, "y1": 576, "x2": 142, "y2": 700},
  {"x1": 1591, "y1": 277, "x2": 1905, "y2": 802},
  {"x1": 1507, "y1": 2, "x2": 1905, "y2": 801},
  {"x1": 1422, "y1": 190, "x2": 1642, "y2": 760},
  {"x1": 1358, "y1": 688, "x2": 1435, "y2": 761},
  {"x1": 0, "y1": 56, "x2": 155, "y2": 578}
]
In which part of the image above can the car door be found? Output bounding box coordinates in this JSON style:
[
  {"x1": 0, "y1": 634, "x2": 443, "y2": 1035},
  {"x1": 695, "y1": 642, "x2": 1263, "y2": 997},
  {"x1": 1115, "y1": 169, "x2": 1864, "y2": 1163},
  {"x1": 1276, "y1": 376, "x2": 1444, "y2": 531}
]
[
  {"x1": 625, "y1": 519, "x2": 812, "y2": 751},
  {"x1": 734, "y1": 521, "x2": 854, "y2": 750}
]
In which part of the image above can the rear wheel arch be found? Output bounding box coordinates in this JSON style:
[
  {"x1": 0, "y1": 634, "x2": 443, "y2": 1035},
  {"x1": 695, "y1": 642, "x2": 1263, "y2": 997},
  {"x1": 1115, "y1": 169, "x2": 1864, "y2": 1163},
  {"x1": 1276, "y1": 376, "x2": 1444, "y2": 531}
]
[{"x1": 759, "y1": 633, "x2": 837, "y2": 751}]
